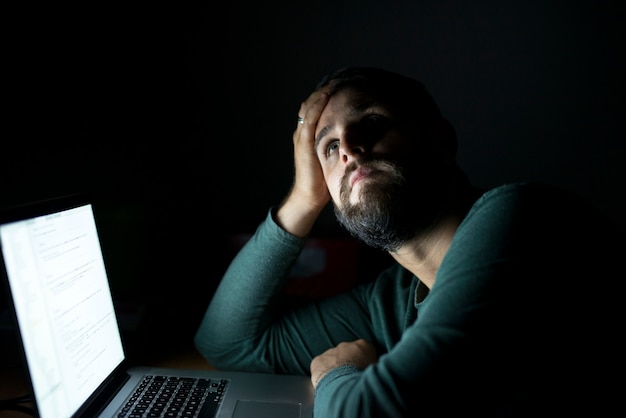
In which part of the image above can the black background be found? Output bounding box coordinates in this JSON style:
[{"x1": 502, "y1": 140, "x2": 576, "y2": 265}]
[{"x1": 2, "y1": 0, "x2": 625, "y2": 361}]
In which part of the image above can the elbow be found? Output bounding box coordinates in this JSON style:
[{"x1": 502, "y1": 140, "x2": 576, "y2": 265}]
[
  {"x1": 193, "y1": 330, "x2": 250, "y2": 371},
  {"x1": 194, "y1": 330, "x2": 223, "y2": 368}
]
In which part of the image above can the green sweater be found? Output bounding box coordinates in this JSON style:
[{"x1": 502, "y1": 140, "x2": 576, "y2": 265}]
[{"x1": 195, "y1": 182, "x2": 622, "y2": 417}]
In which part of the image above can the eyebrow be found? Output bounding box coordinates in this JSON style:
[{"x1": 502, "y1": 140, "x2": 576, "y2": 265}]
[
  {"x1": 314, "y1": 126, "x2": 331, "y2": 151},
  {"x1": 314, "y1": 99, "x2": 377, "y2": 151}
]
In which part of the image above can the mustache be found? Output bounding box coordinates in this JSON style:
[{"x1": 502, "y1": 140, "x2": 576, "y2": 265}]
[
  {"x1": 340, "y1": 155, "x2": 402, "y2": 201},
  {"x1": 342, "y1": 154, "x2": 399, "y2": 185}
]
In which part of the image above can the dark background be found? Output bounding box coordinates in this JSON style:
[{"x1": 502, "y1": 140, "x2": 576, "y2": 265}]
[{"x1": 2, "y1": 0, "x2": 625, "y2": 362}]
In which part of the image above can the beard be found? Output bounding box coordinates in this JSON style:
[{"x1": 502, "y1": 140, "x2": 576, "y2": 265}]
[{"x1": 333, "y1": 156, "x2": 444, "y2": 252}]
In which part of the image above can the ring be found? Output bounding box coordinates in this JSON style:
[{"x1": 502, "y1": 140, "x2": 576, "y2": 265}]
[{"x1": 297, "y1": 116, "x2": 305, "y2": 124}]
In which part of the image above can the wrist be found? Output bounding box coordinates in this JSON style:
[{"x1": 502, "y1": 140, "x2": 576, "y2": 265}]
[{"x1": 276, "y1": 197, "x2": 325, "y2": 238}]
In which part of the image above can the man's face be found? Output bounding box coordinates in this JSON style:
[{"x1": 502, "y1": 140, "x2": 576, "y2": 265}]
[
  {"x1": 314, "y1": 87, "x2": 411, "y2": 208},
  {"x1": 313, "y1": 86, "x2": 443, "y2": 250}
]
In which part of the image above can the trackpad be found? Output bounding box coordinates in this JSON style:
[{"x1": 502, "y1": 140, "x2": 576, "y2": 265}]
[{"x1": 233, "y1": 400, "x2": 302, "y2": 418}]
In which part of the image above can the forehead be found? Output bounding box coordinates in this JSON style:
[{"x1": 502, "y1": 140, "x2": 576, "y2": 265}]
[
  {"x1": 315, "y1": 87, "x2": 399, "y2": 151},
  {"x1": 320, "y1": 87, "x2": 382, "y2": 121},
  {"x1": 315, "y1": 87, "x2": 382, "y2": 142}
]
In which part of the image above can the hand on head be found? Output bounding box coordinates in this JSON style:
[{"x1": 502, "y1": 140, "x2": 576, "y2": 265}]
[
  {"x1": 275, "y1": 88, "x2": 333, "y2": 237},
  {"x1": 291, "y1": 88, "x2": 332, "y2": 211}
]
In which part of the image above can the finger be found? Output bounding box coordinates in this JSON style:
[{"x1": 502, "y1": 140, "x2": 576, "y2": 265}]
[{"x1": 296, "y1": 90, "x2": 330, "y2": 128}]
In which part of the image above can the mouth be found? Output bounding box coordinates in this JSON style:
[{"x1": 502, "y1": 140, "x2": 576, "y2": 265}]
[{"x1": 349, "y1": 166, "x2": 375, "y2": 188}]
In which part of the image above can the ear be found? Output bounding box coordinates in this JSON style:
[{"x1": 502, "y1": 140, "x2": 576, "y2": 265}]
[{"x1": 428, "y1": 118, "x2": 457, "y2": 164}]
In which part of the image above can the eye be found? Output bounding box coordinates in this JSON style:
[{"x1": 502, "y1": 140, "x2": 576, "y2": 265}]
[
  {"x1": 361, "y1": 114, "x2": 391, "y2": 133},
  {"x1": 325, "y1": 140, "x2": 340, "y2": 157}
]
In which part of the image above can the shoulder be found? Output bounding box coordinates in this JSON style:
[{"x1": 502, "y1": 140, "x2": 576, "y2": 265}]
[
  {"x1": 465, "y1": 181, "x2": 607, "y2": 229},
  {"x1": 473, "y1": 181, "x2": 578, "y2": 210},
  {"x1": 453, "y1": 181, "x2": 621, "y2": 268},
  {"x1": 445, "y1": 181, "x2": 617, "y2": 268}
]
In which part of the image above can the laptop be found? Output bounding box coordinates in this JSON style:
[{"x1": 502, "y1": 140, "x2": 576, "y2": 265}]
[{"x1": 0, "y1": 194, "x2": 314, "y2": 418}]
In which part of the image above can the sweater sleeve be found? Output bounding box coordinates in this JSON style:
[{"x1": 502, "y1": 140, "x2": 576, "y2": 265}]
[
  {"x1": 194, "y1": 208, "x2": 398, "y2": 376},
  {"x1": 194, "y1": 208, "x2": 305, "y2": 372}
]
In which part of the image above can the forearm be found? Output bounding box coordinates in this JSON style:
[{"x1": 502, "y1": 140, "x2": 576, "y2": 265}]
[
  {"x1": 194, "y1": 209, "x2": 305, "y2": 371},
  {"x1": 313, "y1": 362, "x2": 409, "y2": 418},
  {"x1": 276, "y1": 187, "x2": 327, "y2": 238}
]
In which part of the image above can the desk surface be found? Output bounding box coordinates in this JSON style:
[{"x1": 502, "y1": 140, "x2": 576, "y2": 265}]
[{"x1": 0, "y1": 345, "x2": 213, "y2": 418}]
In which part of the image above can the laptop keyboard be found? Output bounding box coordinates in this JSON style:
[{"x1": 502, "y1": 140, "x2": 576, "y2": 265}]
[{"x1": 116, "y1": 375, "x2": 228, "y2": 418}]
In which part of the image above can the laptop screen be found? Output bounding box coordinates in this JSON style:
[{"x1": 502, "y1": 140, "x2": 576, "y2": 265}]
[{"x1": 1, "y1": 199, "x2": 125, "y2": 418}]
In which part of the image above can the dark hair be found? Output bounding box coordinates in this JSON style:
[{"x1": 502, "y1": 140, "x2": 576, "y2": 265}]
[{"x1": 316, "y1": 67, "x2": 443, "y2": 127}]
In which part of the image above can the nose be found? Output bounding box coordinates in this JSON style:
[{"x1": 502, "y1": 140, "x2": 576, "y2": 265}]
[{"x1": 338, "y1": 133, "x2": 367, "y2": 165}]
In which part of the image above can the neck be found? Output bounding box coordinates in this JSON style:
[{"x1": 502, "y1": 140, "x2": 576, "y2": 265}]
[
  {"x1": 390, "y1": 181, "x2": 482, "y2": 288},
  {"x1": 389, "y1": 212, "x2": 460, "y2": 288}
]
